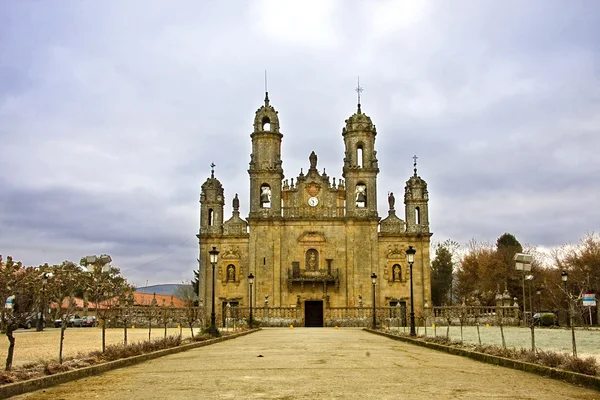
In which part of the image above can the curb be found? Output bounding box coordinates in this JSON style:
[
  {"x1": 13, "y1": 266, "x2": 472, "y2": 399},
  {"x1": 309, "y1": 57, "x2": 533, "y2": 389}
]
[
  {"x1": 364, "y1": 329, "x2": 600, "y2": 392},
  {"x1": 0, "y1": 328, "x2": 261, "y2": 399}
]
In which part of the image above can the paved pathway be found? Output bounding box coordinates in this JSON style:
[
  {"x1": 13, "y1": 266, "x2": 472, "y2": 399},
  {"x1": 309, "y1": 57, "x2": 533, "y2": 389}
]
[{"x1": 17, "y1": 328, "x2": 599, "y2": 399}]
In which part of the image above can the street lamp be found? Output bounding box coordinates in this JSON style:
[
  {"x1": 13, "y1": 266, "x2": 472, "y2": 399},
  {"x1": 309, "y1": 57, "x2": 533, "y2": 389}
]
[
  {"x1": 248, "y1": 273, "x2": 254, "y2": 329},
  {"x1": 561, "y1": 270, "x2": 569, "y2": 328},
  {"x1": 209, "y1": 246, "x2": 220, "y2": 336},
  {"x1": 514, "y1": 253, "x2": 533, "y2": 325},
  {"x1": 37, "y1": 272, "x2": 50, "y2": 331},
  {"x1": 525, "y1": 274, "x2": 534, "y2": 325},
  {"x1": 371, "y1": 273, "x2": 377, "y2": 329},
  {"x1": 406, "y1": 245, "x2": 417, "y2": 336}
]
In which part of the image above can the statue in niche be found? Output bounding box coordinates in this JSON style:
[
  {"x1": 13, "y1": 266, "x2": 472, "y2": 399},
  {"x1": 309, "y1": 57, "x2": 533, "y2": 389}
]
[
  {"x1": 393, "y1": 265, "x2": 401, "y2": 281},
  {"x1": 356, "y1": 185, "x2": 367, "y2": 206},
  {"x1": 227, "y1": 265, "x2": 235, "y2": 282},
  {"x1": 358, "y1": 295, "x2": 363, "y2": 307},
  {"x1": 388, "y1": 192, "x2": 395, "y2": 210},
  {"x1": 305, "y1": 249, "x2": 319, "y2": 271},
  {"x1": 309, "y1": 151, "x2": 317, "y2": 169},
  {"x1": 260, "y1": 185, "x2": 271, "y2": 204}
]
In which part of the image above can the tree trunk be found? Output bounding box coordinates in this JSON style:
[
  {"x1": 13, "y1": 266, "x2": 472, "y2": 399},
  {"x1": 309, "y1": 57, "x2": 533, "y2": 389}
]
[
  {"x1": 499, "y1": 323, "x2": 506, "y2": 349},
  {"x1": 530, "y1": 323, "x2": 535, "y2": 351},
  {"x1": 59, "y1": 325, "x2": 66, "y2": 364},
  {"x1": 164, "y1": 322, "x2": 167, "y2": 339},
  {"x1": 5, "y1": 325, "x2": 16, "y2": 371},
  {"x1": 476, "y1": 323, "x2": 481, "y2": 346},
  {"x1": 123, "y1": 319, "x2": 129, "y2": 346},
  {"x1": 36, "y1": 302, "x2": 45, "y2": 331},
  {"x1": 148, "y1": 319, "x2": 152, "y2": 341},
  {"x1": 190, "y1": 323, "x2": 194, "y2": 339},
  {"x1": 102, "y1": 323, "x2": 106, "y2": 353},
  {"x1": 571, "y1": 314, "x2": 577, "y2": 357}
]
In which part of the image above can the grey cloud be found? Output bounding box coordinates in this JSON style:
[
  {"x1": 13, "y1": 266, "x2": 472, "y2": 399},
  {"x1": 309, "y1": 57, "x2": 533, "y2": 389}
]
[{"x1": 1, "y1": 1, "x2": 599, "y2": 285}]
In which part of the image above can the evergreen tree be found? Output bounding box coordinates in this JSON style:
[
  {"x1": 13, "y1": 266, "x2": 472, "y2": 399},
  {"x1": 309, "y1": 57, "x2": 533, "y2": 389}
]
[{"x1": 431, "y1": 244, "x2": 454, "y2": 305}]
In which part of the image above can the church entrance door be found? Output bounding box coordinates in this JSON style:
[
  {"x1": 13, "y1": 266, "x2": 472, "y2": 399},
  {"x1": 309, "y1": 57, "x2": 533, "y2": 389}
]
[{"x1": 304, "y1": 301, "x2": 323, "y2": 327}]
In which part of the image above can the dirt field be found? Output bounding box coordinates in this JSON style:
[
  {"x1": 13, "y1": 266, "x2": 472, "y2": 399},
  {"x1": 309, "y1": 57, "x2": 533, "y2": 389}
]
[{"x1": 0, "y1": 326, "x2": 217, "y2": 367}]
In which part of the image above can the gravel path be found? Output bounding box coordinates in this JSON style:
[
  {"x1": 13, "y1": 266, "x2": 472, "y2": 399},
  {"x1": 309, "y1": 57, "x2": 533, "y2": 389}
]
[{"x1": 14, "y1": 328, "x2": 600, "y2": 399}]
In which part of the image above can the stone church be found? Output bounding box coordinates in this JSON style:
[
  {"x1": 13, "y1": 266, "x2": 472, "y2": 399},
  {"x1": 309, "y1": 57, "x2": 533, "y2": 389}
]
[{"x1": 198, "y1": 91, "x2": 432, "y2": 327}]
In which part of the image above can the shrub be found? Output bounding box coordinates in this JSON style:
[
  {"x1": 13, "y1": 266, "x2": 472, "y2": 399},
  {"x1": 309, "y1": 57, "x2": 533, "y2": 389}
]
[
  {"x1": 560, "y1": 356, "x2": 599, "y2": 376},
  {"x1": 539, "y1": 313, "x2": 557, "y2": 326},
  {"x1": 536, "y1": 349, "x2": 564, "y2": 368}
]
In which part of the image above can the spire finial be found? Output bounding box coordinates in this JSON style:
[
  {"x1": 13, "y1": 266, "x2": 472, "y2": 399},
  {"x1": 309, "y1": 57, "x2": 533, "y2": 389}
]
[
  {"x1": 412, "y1": 155, "x2": 418, "y2": 176},
  {"x1": 355, "y1": 76, "x2": 363, "y2": 114},
  {"x1": 210, "y1": 162, "x2": 216, "y2": 178},
  {"x1": 264, "y1": 70, "x2": 269, "y2": 106}
]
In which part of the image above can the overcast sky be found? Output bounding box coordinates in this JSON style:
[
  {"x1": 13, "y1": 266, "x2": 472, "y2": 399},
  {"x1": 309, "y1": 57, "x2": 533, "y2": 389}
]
[{"x1": 1, "y1": 1, "x2": 599, "y2": 286}]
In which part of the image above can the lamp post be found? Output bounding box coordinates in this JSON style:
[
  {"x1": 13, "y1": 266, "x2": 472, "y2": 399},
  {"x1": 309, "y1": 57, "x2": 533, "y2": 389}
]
[
  {"x1": 371, "y1": 273, "x2": 377, "y2": 329},
  {"x1": 396, "y1": 302, "x2": 401, "y2": 333},
  {"x1": 406, "y1": 245, "x2": 417, "y2": 336},
  {"x1": 248, "y1": 273, "x2": 254, "y2": 329},
  {"x1": 36, "y1": 273, "x2": 49, "y2": 331},
  {"x1": 209, "y1": 246, "x2": 220, "y2": 336},
  {"x1": 561, "y1": 270, "x2": 569, "y2": 328},
  {"x1": 525, "y1": 274, "x2": 534, "y2": 324}
]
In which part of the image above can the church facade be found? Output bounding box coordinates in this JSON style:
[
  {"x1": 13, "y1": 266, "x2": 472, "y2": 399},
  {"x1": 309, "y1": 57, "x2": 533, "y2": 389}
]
[{"x1": 198, "y1": 92, "x2": 432, "y2": 326}]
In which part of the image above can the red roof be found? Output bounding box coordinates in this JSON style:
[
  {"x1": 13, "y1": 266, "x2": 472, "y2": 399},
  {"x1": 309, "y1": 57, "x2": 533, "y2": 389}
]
[{"x1": 133, "y1": 292, "x2": 185, "y2": 307}]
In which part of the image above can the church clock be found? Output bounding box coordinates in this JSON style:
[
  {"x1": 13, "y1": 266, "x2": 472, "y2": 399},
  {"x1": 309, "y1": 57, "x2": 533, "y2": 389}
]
[{"x1": 308, "y1": 197, "x2": 319, "y2": 207}]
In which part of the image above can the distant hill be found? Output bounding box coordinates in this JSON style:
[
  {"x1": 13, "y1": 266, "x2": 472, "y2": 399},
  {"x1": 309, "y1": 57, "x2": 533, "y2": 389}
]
[{"x1": 135, "y1": 284, "x2": 190, "y2": 297}]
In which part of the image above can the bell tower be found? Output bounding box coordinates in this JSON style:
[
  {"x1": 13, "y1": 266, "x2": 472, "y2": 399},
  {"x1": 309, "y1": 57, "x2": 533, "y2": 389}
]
[
  {"x1": 404, "y1": 156, "x2": 430, "y2": 233},
  {"x1": 199, "y1": 163, "x2": 225, "y2": 235},
  {"x1": 248, "y1": 92, "x2": 284, "y2": 219},
  {"x1": 342, "y1": 81, "x2": 379, "y2": 218}
]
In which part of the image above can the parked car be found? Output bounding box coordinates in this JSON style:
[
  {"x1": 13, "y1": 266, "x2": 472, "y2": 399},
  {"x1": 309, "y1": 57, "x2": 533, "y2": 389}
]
[
  {"x1": 81, "y1": 316, "x2": 97, "y2": 327},
  {"x1": 54, "y1": 315, "x2": 83, "y2": 328},
  {"x1": 69, "y1": 315, "x2": 85, "y2": 327},
  {"x1": 18, "y1": 313, "x2": 45, "y2": 329}
]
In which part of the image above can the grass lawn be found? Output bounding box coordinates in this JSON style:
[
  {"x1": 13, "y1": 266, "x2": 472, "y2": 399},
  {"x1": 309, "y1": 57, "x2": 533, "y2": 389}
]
[{"x1": 387, "y1": 324, "x2": 600, "y2": 361}]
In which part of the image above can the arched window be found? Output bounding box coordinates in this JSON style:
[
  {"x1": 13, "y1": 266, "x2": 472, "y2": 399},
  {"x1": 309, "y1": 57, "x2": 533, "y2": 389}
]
[
  {"x1": 355, "y1": 184, "x2": 367, "y2": 208},
  {"x1": 208, "y1": 208, "x2": 214, "y2": 226},
  {"x1": 260, "y1": 184, "x2": 271, "y2": 208},
  {"x1": 392, "y1": 264, "x2": 401, "y2": 281},
  {"x1": 415, "y1": 206, "x2": 420, "y2": 224},
  {"x1": 357, "y1": 145, "x2": 364, "y2": 168},
  {"x1": 262, "y1": 116, "x2": 271, "y2": 131}
]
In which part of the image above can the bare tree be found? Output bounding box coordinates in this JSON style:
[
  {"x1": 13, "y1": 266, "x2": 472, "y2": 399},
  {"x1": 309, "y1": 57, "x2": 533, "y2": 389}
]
[
  {"x1": 49, "y1": 261, "x2": 85, "y2": 364},
  {"x1": 0, "y1": 256, "x2": 40, "y2": 371}
]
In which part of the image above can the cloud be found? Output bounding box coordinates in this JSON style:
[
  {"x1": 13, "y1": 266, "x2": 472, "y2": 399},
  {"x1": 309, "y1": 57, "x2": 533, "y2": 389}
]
[{"x1": 1, "y1": 1, "x2": 599, "y2": 285}]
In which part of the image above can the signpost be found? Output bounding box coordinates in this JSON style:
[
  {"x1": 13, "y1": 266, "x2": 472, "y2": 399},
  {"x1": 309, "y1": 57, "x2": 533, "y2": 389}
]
[{"x1": 583, "y1": 292, "x2": 596, "y2": 325}]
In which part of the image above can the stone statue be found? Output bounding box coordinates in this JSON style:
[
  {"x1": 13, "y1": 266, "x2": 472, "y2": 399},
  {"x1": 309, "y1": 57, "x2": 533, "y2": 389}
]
[
  {"x1": 393, "y1": 265, "x2": 401, "y2": 281},
  {"x1": 358, "y1": 295, "x2": 363, "y2": 306},
  {"x1": 228, "y1": 265, "x2": 235, "y2": 281},
  {"x1": 309, "y1": 151, "x2": 317, "y2": 169},
  {"x1": 306, "y1": 249, "x2": 318, "y2": 271},
  {"x1": 388, "y1": 192, "x2": 395, "y2": 210},
  {"x1": 233, "y1": 193, "x2": 240, "y2": 211}
]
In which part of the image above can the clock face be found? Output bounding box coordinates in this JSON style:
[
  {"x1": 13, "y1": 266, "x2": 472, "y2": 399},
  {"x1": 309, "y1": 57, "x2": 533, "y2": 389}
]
[{"x1": 308, "y1": 197, "x2": 319, "y2": 207}]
